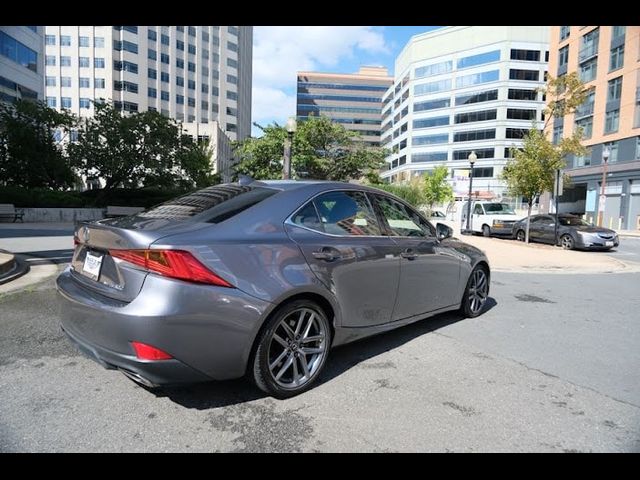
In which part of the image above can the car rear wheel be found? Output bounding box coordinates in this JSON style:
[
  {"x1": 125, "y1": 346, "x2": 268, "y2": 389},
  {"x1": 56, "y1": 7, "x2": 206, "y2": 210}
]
[
  {"x1": 560, "y1": 234, "x2": 575, "y2": 250},
  {"x1": 252, "y1": 300, "x2": 331, "y2": 399},
  {"x1": 482, "y1": 225, "x2": 491, "y2": 237},
  {"x1": 515, "y1": 229, "x2": 525, "y2": 242},
  {"x1": 460, "y1": 265, "x2": 489, "y2": 318}
]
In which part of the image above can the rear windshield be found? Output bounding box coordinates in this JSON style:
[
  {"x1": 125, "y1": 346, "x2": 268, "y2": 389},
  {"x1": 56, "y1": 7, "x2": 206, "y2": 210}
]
[{"x1": 138, "y1": 184, "x2": 278, "y2": 222}]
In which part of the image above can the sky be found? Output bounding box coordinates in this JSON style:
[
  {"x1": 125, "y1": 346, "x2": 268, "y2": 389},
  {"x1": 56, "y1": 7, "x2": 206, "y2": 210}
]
[{"x1": 251, "y1": 26, "x2": 442, "y2": 136}]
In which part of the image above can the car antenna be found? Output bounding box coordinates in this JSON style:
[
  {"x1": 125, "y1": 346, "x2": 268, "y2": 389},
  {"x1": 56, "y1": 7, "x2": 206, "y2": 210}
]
[{"x1": 238, "y1": 174, "x2": 254, "y2": 186}]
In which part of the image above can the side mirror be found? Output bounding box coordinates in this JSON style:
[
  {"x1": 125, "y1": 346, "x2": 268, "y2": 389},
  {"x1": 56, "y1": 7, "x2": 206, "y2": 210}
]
[{"x1": 436, "y1": 222, "x2": 453, "y2": 240}]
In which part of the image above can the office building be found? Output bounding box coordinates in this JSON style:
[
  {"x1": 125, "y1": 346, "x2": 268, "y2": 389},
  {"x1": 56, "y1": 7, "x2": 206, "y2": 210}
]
[
  {"x1": 381, "y1": 26, "x2": 550, "y2": 198},
  {"x1": 296, "y1": 66, "x2": 393, "y2": 146},
  {"x1": 0, "y1": 26, "x2": 44, "y2": 103},
  {"x1": 548, "y1": 26, "x2": 640, "y2": 230},
  {"x1": 44, "y1": 26, "x2": 252, "y2": 179}
]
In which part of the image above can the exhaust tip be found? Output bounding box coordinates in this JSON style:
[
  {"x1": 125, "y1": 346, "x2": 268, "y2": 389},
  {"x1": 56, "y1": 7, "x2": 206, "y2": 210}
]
[{"x1": 118, "y1": 368, "x2": 158, "y2": 389}]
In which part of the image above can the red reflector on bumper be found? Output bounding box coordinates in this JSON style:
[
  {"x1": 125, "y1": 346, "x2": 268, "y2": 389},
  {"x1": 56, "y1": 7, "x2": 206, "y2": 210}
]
[{"x1": 131, "y1": 341, "x2": 173, "y2": 361}]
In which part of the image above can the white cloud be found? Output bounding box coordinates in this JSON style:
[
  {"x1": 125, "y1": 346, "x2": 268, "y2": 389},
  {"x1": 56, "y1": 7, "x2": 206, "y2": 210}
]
[{"x1": 251, "y1": 26, "x2": 390, "y2": 133}]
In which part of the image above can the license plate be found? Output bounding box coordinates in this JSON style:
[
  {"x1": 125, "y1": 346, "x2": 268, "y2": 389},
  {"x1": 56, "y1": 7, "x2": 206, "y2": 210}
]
[
  {"x1": 605, "y1": 241, "x2": 614, "y2": 247},
  {"x1": 82, "y1": 252, "x2": 103, "y2": 279}
]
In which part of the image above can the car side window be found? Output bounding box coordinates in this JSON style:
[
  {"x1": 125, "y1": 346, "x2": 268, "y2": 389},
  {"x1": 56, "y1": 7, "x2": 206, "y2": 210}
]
[
  {"x1": 530, "y1": 216, "x2": 544, "y2": 224},
  {"x1": 474, "y1": 204, "x2": 484, "y2": 215},
  {"x1": 372, "y1": 194, "x2": 433, "y2": 237},
  {"x1": 312, "y1": 191, "x2": 381, "y2": 236},
  {"x1": 291, "y1": 201, "x2": 324, "y2": 232}
]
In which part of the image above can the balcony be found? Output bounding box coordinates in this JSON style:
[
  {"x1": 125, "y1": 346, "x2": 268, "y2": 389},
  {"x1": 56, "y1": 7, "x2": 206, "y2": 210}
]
[
  {"x1": 578, "y1": 44, "x2": 598, "y2": 63},
  {"x1": 574, "y1": 102, "x2": 594, "y2": 120}
]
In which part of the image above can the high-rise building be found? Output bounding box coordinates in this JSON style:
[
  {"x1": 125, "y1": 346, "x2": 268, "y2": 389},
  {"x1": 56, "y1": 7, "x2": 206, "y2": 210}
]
[
  {"x1": 548, "y1": 26, "x2": 640, "y2": 231},
  {"x1": 381, "y1": 26, "x2": 550, "y2": 198},
  {"x1": 296, "y1": 66, "x2": 393, "y2": 146},
  {"x1": 43, "y1": 26, "x2": 252, "y2": 179},
  {"x1": 0, "y1": 26, "x2": 44, "y2": 103}
]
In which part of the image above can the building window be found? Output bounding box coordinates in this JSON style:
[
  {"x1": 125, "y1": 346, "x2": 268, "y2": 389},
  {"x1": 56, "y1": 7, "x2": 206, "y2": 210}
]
[
  {"x1": 176, "y1": 58, "x2": 184, "y2": 69},
  {"x1": 79, "y1": 56, "x2": 90, "y2": 68},
  {"x1": 227, "y1": 41, "x2": 238, "y2": 52},
  {"x1": 552, "y1": 124, "x2": 563, "y2": 144},
  {"x1": 114, "y1": 40, "x2": 138, "y2": 54},
  {"x1": 0, "y1": 31, "x2": 39, "y2": 72},
  {"x1": 608, "y1": 76, "x2": 623, "y2": 102},
  {"x1": 228, "y1": 26, "x2": 239, "y2": 36},
  {"x1": 79, "y1": 36, "x2": 90, "y2": 47},
  {"x1": 558, "y1": 45, "x2": 569, "y2": 70},
  {"x1": 509, "y1": 69, "x2": 539, "y2": 81},
  {"x1": 457, "y1": 50, "x2": 500, "y2": 69},
  {"x1": 61, "y1": 77, "x2": 71, "y2": 87},
  {"x1": 411, "y1": 152, "x2": 448, "y2": 163},
  {"x1": 176, "y1": 76, "x2": 184, "y2": 87},
  {"x1": 148, "y1": 87, "x2": 157, "y2": 98},
  {"x1": 46, "y1": 96, "x2": 56, "y2": 108},
  {"x1": 611, "y1": 26, "x2": 626, "y2": 43},
  {"x1": 188, "y1": 62, "x2": 196, "y2": 72},
  {"x1": 79, "y1": 77, "x2": 90, "y2": 88},
  {"x1": 60, "y1": 56, "x2": 71, "y2": 67},
  {"x1": 453, "y1": 90, "x2": 498, "y2": 106},
  {"x1": 114, "y1": 26, "x2": 138, "y2": 34},
  {"x1": 414, "y1": 98, "x2": 450, "y2": 111},
  {"x1": 161, "y1": 91, "x2": 169, "y2": 101},
  {"x1": 413, "y1": 116, "x2": 450, "y2": 129},
  {"x1": 94, "y1": 58, "x2": 105, "y2": 68},
  {"x1": 45, "y1": 55, "x2": 56, "y2": 66},
  {"x1": 161, "y1": 72, "x2": 169, "y2": 83},
  {"x1": 575, "y1": 116, "x2": 593, "y2": 139},
  {"x1": 201, "y1": 65, "x2": 209, "y2": 76},
  {"x1": 227, "y1": 57, "x2": 237, "y2": 69},
  {"x1": 510, "y1": 49, "x2": 540, "y2": 61},
  {"x1": 60, "y1": 35, "x2": 71, "y2": 46},
  {"x1": 414, "y1": 79, "x2": 451, "y2": 95},
  {"x1": 94, "y1": 37, "x2": 104, "y2": 48},
  {"x1": 161, "y1": 34, "x2": 169, "y2": 45},
  {"x1": 212, "y1": 87, "x2": 219, "y2": 97},
  {"x1": 508, "y1": 88, "x2": 537, "y2": 101},
  {"x1": 146, "y1": 68, "x2": 156, "y2": 80},
  {"x1": 45, "y1": 34, "x2": 56, "y2": 45},
  {"x1": 610, "y1": 45, "x2": 624, "y2": 71},
  {"x1": 560, "y1": 26, "x2": 570, "y2": 41},
  {"x1": 415, "y1": 60, "x2": 452, "y2": 79},
  {"x1": 453, "y1": 129, "x2": 495, "y2": 142},
  {"x1": 227, "y1": 74, "x2": 237, "y2": 85},
  {"x1": 176, "y1": 26, "x2": 184, "y2": 33},
  {"x1": 202, "y1": 48, "x2": 209, "y2": 60},
  {"x1": 604, "y1": 109, "x2": 620, "y2": 134},
  {"x1": 507, "y1": 108, "x2": 537, "y2": 120},
  {"x1": 61, "y1": 97, "x2": 72, "y2": 109},
  {"x1": 454, "y1": 109, "x2": 497, "y2": 124},
  {"x1": 95, "y1": 78, "x2": 105, "y2": 89},
  {"x1": 188, "y1": 44, "x2": 196, "y2": 55},
  {"x1": 227, "y1": 123, "x2": 237, "y2": 132},
  {"x1": 161, "y1": 53, "x2": 170, "y2": 64},
  {"x1": 114, "y1": 81, "x2": 138, "y2": 93},
  {"x1": 452, "y1": 148, "x2": 494, "y2": 160},
  {"x1": 148, "y1": 48, "x2": 157, "y2": 60},
  {"x1": 227, "y1": 90, "x2": 237, "y2": 101},
  {"x1": 579, "y1": 27, "x2": 599, "y2": 62},
  {"x1": 506, "y1": 128, "x2": 529, "y2": 139},
  {"x1": 79, "y1": 98, "x2": 91, "y2": 109},
  {"x1": 188, "y1": 79, "x2": 195, "y2": 90},
  {"x1": 45, "y1": 76, "x2": 56, "y2": 86},
  {"x1": 604, "y1": 141, "x2": 618, "y2": 162},
  {"x1": 456, "y1": 70, "x2": 500, "y2": 88},
  {"x1": 574, "y1": 147, "x2": 592, "y2": 167},
  {"x1": 579, "y1": 57, "x2": 597, "y2": 82},
  {"x1": 176, "y1": 94, "x2": 184, "y2": 104},
  {"x1": 148, "y1": 29, "x2": 157, "y2": 41},
  {"x1": 412, "y1": 133, "x2": 449, "y2": 145},
  {"x1": 188, "y1": 97, "x2": 195, "y2": 107},
  {"x1": 201, "y1": 83, "x2": 209, "y2": 94},
  {"x1": 176, "y1": 39, "x2": 185, "y2": 51},
  {"x1": 201, "y1": 100, "x2": 209, "y2": 110},
  {"x1": 188, "y1": 26, "x2": 196, "y2": 37},
  {"x1": 202, "y1": 31, "x2": 209, "y2": 42}
]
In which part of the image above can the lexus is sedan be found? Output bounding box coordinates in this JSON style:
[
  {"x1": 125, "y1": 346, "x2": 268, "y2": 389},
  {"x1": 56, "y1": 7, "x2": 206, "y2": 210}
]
[
  {"x1": 57, "y1": 180, "x2": 490, "y2": 398},
  {"x1": 512, "y1": 214, "x2": 619, "y2": 250}
]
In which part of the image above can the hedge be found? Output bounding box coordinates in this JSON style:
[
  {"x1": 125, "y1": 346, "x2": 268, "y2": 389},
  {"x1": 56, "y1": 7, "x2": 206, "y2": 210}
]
[{"x1": 0, "y1": 186, "x2": 191, "y2": 208}]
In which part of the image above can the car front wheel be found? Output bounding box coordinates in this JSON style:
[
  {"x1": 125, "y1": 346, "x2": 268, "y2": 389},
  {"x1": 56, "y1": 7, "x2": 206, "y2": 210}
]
[
  {"x1": 515, "y1": 229, "x2": 525, "y2": 242},
  {"x1": 252, "y1": 300, "x2": 331, "y2": 399},
  {"x1": 482, "y1": 225, "x2": 491, "y2": 237},
  {"x1": 560, "y1": 234, "x2": 575, "y2": 250}
]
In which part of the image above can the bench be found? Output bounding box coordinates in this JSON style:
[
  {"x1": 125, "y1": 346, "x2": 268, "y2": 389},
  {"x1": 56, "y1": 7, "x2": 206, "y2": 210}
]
[
  {"x1": 104, "y1": 206, "x2": 145, "y2": 218},
  {"x1": 0, "y1": 204, "x2": 25, "y2": 222}
]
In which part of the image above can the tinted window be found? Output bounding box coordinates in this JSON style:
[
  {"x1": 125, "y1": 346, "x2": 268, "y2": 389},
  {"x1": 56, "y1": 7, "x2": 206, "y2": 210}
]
[
  {"x1": 138, "y1": 184, "x2": 278, "y2": 222},
  {"x1": 312, "y1": 191, "x2": 381, "y2": 236},
  {"x1": 291, "y1": 202, "x2": 323, "y2": 232},
  {"x1": 374, "y1": 195, "x2": 432, "y2": 237}
]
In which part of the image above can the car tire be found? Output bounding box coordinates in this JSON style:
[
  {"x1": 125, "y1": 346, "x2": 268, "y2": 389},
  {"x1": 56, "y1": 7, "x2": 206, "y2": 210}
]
[
  {"x1": 560, "y1": 234, "x2": 575, "y2": 250},
  {"x1": 460, "y1": 265, "x2": 490, "y2": 318},
  {"x1": 515, "y1": 229, "x2": 525, "y2": 242},
  {"x1": 482, "y1": 225, "x2": 491, "y2": 237},
  {"x1": 252, "y1": 299, "x2": 331, "y2": 399}
]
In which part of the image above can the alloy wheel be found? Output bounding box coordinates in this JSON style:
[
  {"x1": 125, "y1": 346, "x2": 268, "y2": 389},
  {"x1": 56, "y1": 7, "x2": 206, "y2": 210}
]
[{"x1": 468, "y1": 268, "x2": 488, "y2": 315}]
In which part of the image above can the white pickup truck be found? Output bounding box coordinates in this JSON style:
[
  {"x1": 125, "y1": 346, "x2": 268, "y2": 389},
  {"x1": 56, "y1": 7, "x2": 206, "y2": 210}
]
[{"x1": 460, "y1": 201, "x2": 521, "y2": 237}]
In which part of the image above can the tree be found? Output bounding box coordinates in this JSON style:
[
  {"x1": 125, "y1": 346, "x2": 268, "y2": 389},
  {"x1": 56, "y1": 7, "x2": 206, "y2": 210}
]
[
  {"x1": 501, "y1": 73, "x2": 588, "y2": 243},
  {"x1": 68, "y1": 101, "x2": 215, "y2": 191},
  {"x1": 372, "y1": 182, "x2": 424, "y2": 207},
  {"x1": 0, "y1": 100, "x2": 76, "y2": 189},
  {"x1": 234, "y1": 116, "x2": 386, "y2": 181},
  {"x1": 421, "y1": 165, "x2": 454, "y2": 214}
]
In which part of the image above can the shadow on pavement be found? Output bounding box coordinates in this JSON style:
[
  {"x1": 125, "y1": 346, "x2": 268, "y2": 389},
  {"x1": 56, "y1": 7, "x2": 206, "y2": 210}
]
[{"x1": 157, "y1": 297, "x2": 497, "y2": 410}]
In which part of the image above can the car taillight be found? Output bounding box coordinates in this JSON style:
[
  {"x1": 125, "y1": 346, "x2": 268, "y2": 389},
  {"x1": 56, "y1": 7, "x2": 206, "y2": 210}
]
[{"x1": 110, "y1": 249, "x2": 233, "y2": 287}]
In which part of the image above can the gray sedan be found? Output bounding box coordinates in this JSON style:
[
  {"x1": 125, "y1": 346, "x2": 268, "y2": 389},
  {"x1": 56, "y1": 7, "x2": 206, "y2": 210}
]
[
  {"x1": 513, "y1": 214, "x2": 619, "y2": 250},
  {"x1": 57, "y1": 180, "x2": 490, "y2": 398}
]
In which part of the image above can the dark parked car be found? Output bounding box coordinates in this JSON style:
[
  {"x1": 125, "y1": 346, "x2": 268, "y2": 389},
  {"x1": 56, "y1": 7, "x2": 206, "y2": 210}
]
[
  {"x1": 57, "y1": 181, "x2": 490, "y2": 398},
  {"x1": 512, "y1": 214, "x2": 619, "y2": 250}
]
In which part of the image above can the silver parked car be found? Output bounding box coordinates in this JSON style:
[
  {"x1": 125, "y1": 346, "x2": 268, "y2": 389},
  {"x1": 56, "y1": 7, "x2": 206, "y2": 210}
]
[
  {"x1": 512, "y1": 214, "x2": 620, "y2": 250},
  {"x1": 57, "y1": 181, "x2": 490, "y2": 398}
]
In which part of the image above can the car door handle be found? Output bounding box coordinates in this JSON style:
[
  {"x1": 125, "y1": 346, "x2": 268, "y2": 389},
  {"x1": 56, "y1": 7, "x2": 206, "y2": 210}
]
[
  {"x1": 312, "y1": 248, "x2": 341, "y2": 261},
  {"x1": 400, "y1": 249, "x2": 418, "y2": 260}
]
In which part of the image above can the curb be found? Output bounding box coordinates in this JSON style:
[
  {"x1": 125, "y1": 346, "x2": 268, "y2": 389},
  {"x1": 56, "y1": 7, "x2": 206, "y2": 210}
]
[{"x1": 0, "y1": 255, "x2": 30, "y2": 285}]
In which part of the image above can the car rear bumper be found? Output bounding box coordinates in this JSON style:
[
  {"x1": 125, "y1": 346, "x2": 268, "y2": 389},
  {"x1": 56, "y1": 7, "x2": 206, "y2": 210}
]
[{"x1": 56, "y1": 267, "x2": 272, "y2": 384}]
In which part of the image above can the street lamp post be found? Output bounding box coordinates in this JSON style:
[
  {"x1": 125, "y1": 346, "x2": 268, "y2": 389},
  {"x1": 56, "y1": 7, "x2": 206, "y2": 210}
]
[
  {"x1": 597, "y1": 146, "x2": 611, "y2": 227},
  {"x1": 283, "y1": 117, "x2": 297, "y2": 180},
  {"x1": 463, "y1": 151, "x2": 477, "y2": 235}
]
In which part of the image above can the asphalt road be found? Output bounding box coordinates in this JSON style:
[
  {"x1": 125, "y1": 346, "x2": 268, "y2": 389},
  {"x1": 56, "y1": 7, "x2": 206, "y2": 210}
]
[{"x1": 0, "y1": 267, "x2": 638, "y2": 452}]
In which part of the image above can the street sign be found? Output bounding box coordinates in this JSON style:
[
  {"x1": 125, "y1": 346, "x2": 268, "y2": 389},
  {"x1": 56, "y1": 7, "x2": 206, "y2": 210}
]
[{"x1": 598, "y1": 194, "x2": 606, "y2": 212}]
